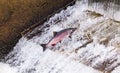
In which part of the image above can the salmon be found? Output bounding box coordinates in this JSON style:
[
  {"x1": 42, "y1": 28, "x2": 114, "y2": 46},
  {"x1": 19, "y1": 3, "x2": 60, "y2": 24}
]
[{"x1": 41, "y1": 28, "x2": 77, "y2": 51}]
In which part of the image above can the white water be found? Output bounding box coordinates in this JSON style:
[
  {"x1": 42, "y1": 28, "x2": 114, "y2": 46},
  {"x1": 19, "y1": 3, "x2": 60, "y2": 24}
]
[{"x1": 1, "y1": 0, "x2": 120, "y2": 73}]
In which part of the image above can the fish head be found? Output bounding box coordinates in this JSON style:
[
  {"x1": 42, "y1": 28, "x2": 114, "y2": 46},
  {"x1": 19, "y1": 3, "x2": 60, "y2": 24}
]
[{"x1": 67, "y1": 28, "x2": 77, "y2": 34}]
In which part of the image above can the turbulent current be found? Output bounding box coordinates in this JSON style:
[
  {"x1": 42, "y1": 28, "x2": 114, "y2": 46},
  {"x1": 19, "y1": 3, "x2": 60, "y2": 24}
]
[{"x1": 0, "y1": 0, "x2": 120, "y2": 73}]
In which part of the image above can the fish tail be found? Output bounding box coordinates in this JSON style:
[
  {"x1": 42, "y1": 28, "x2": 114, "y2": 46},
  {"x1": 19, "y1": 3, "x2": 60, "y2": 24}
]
[{"x1": 41, "y1": 44, "x2": 47, "y2": 51}]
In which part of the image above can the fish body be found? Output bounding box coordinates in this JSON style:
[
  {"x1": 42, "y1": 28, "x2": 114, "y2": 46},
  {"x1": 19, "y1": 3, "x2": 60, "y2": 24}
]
[{"x1": 41, "y1": 28, "x2": 77, "y2": 51}]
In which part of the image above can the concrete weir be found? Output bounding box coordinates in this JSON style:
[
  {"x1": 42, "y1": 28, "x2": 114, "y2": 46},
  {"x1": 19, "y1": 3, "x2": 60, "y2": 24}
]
[{"x1": 0, "y1": 0, "x2": 75, "y2": 59}]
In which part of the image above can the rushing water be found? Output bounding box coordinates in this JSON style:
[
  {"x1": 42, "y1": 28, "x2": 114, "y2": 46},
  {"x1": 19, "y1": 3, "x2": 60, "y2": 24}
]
[{"x1": 0, "y1": 0, "x2": 120, "y2": 73}]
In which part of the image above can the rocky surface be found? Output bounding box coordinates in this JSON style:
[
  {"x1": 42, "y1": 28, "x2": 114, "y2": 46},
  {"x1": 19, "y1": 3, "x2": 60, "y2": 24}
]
[{"x1": 0, "y1": 0, "x2": 74, "y2": 59}]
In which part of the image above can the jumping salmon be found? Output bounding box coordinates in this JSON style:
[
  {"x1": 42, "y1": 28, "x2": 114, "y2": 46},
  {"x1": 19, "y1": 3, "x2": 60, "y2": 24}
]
[{"x1": 41, "y1": 28, "x2": 77, "y2": 51}]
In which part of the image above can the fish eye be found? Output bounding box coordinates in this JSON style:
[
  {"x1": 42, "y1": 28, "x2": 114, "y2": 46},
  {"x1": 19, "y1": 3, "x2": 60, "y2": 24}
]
[
  {"x1": 71, "y1": 30, "x2": 73, "y2": 32},
  {"x1": 69, "y1": 30, "x2": 73, "y2": 33}
]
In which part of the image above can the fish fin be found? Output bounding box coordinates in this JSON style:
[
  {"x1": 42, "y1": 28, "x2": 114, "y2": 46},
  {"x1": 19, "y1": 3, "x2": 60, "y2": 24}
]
[
  {"x1": 69, "y1": 36, "x2": 72, "y2": 39},
  {"x1": 59, "y1": 41, "x2": 61, "y2": 43},
  {"x1": 41, "y1": 44, "x2": 47, "y2": 51},
  {"x1": 53, "y1": 31, "x2": 58, "y2": 36}
]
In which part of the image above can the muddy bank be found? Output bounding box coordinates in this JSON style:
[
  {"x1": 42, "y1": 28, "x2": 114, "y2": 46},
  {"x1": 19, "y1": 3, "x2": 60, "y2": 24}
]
[{"x1": 0, "y1": 0, "x2": 74, "y2": 60}]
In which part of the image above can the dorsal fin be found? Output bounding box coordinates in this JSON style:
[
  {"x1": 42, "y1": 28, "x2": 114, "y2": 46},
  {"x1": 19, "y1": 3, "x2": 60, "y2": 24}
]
[{"x1": 53, "y1": 31, "x2": 58, "y2": 36}]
